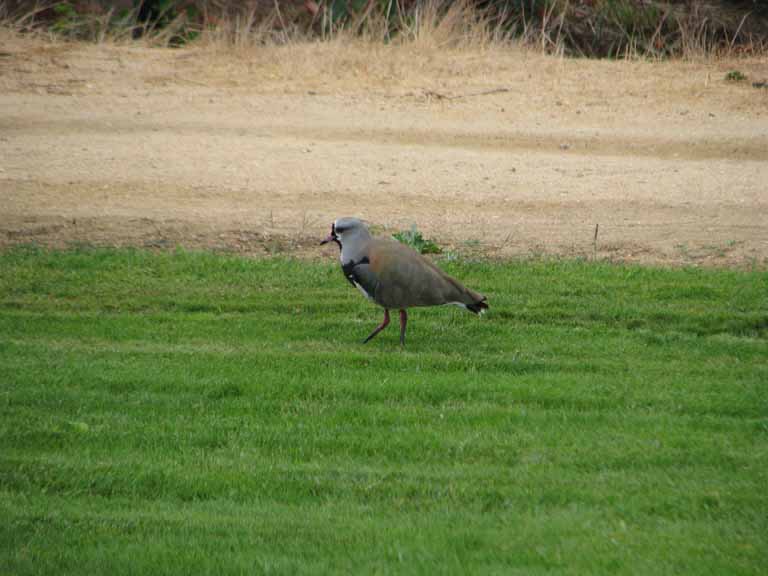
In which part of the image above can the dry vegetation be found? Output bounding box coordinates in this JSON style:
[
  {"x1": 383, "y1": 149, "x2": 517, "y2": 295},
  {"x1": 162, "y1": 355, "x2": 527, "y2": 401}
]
[{"x1": 3, "y1": 0, "x2": 767, "y2": 57}]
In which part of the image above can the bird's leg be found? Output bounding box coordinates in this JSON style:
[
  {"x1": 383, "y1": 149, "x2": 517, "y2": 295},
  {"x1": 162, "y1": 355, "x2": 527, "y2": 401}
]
[
  {"x1": 399, "y1": 309, "x2": 408, "y2": 346},
  {"x1": 363, "y1": 309, "x2": 390, "y2": 344}
]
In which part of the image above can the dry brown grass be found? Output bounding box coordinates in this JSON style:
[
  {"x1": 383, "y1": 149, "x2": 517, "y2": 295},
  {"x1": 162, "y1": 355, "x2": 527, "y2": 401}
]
[
  {"x1": 1, "y1": 0, "x2": 766, "y2": 63},
  {"x1": 191, "y1": 0, "x2": 509, "y2": 52},
  {"x1": 2, "y1": 12, "x2": 766, "y2": 103}
]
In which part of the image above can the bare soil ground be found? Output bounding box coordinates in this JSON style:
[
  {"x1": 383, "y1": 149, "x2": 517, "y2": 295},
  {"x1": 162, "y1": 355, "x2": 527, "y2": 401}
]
[{"x1": 1, "y1": 32, "x2": 767, "y2": 266}]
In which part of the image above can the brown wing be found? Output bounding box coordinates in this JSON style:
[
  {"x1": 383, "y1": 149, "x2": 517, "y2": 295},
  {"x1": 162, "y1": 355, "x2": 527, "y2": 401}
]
[{"x1": 368, "y1": 238, "x2": 484, "y2": 309}]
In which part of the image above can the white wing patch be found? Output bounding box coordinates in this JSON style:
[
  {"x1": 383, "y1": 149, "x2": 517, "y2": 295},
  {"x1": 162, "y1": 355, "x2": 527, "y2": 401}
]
[
  {"x1": 448, "y1": 301, "x2": 486, "y2": 315},
  {"x1": 342, "y1": 256, "x2": 373, "y2": 300},
  {"x1": 352, "y1": 279, "x2": 373, "y2": 300}
]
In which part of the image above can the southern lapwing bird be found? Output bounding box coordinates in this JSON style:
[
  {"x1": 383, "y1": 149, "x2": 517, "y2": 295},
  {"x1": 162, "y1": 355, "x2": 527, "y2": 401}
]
[{"x1": 321, "y1": 217, "x2": 488, "y2": 346}]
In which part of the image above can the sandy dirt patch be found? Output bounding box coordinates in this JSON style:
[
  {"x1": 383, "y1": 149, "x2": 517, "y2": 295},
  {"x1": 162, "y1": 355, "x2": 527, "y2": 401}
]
[{"x1": 1, "y1": 33, "x2": 767, "y2": 266}]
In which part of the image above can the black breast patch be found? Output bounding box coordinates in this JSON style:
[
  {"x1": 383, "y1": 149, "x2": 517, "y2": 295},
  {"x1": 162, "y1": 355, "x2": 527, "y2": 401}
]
[{"x1": 342, "y1": 256, "x2": 370, "y2": 286}]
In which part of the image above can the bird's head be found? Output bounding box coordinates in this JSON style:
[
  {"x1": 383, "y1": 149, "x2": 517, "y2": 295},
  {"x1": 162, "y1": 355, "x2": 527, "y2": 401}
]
[{"x1": 320, "y1": 217, "x2": 368, "y2": 249}]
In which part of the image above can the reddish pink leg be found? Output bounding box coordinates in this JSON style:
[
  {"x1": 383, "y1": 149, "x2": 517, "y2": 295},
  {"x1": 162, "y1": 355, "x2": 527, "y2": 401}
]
[
  {"x1": 363, "y1": 309, "x2": 390, "y2": 343},
  {"x1": 399, "y1": 309, "x2": 408, "y2": 346}
]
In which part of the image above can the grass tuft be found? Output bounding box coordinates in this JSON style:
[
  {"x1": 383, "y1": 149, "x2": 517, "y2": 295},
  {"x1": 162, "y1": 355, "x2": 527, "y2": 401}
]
[
  {"x1": 725, "y1": 69, "x2": 748, "y2": 82},
  {"x1": 393, "y1": 225, "x2": 442, "y2": 255}
]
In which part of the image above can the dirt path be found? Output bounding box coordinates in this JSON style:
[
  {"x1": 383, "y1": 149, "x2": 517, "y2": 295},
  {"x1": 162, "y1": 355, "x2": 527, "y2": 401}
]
[{"x1": 1, "y1": 34, "x2": 767, "y2": 266}]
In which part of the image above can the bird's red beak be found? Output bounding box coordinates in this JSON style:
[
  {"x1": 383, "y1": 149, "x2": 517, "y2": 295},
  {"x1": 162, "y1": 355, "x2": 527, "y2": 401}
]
[{"x1": 320, "y1": 224, "x2": 337, "y2": 246}]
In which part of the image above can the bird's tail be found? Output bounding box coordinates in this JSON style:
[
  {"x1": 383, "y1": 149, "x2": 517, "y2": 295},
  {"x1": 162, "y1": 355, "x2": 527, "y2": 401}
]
[{"x1": 465, "y1": 296, "x2": 488, "y2": 315}]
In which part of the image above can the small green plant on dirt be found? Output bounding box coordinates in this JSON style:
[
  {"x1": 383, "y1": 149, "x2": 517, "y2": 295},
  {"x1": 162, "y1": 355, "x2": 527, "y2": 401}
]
[
  {"x1": 393, "y1": 225, "x2": 442, "y2": 254},
  {"x1": 725, "y1": 70, "x2": 747, "y2": 82}
]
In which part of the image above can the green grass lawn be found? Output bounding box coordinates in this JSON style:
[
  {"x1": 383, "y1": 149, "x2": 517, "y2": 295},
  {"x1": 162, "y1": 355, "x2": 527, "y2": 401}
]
[{"x1": 1, "y1": 247, "x2": 766, "y2": 575}]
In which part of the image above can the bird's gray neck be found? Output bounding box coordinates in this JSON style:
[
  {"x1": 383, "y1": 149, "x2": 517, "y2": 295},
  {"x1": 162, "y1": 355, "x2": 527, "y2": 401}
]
[{"x1": 339, "y1": 228, "x2": 372, "y2": 264}]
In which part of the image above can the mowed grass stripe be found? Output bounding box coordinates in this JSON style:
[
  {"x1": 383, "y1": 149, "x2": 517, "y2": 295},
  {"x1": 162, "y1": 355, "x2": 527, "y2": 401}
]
[
  {"x1": 4, "y1": 492, "x2": 760, "y2": 576},
  {"x1": 1, "y1": 247, "x2": 766, "y2": 575}
]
